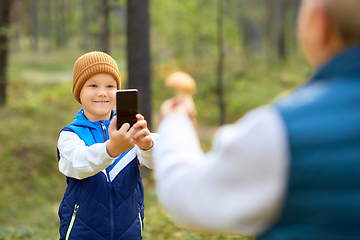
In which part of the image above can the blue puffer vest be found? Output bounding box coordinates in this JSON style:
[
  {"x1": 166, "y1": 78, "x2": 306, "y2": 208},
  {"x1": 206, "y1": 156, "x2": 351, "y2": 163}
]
[
  {"x1": 259, "y1": 48, "x2": 360, "y2": 239},
  {"x1": 57, "y1": 109, "x2": 144, "y2": 240}
]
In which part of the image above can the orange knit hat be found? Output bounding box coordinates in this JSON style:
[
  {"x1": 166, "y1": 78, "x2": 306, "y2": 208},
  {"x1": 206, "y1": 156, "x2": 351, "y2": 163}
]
[{"x1": 72, "y1": 51, "x2": 121, "y2": 103}]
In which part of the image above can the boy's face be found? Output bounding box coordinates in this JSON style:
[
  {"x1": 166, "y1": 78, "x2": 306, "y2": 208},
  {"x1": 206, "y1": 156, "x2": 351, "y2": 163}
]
[{"x1": 80, "y1": 73, "x2": 117, "y2": 121}]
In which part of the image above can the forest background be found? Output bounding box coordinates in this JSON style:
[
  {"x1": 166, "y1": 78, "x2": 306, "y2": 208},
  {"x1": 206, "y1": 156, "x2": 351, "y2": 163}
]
[{"x1": 0, "y1": 0, "x2": 311, "y2": 239}]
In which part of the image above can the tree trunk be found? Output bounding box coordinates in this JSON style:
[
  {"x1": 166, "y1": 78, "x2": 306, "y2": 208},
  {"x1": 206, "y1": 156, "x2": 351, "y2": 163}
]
[
  {"x1": 126, "y1": 0, "x2": 151, "y2": 129},
  {"x1": 55, "y1": 0, "x2": 66, "y2": 48},
  {"x1": 44, "y1": 0, "x2": 52, "y2": 52},
  {"x1": 292, "y1": 0, "x2": 302, "y2": 51},
  {"x1": 127, "y1": 0, "x2": 151, "y2": 180},
  {"x1": 31, "y1": 0, "x2": 38, "y2": 51},
  {"x1": 240, "y1": 17, "x2": 252, "y2": 50},
  {"x1": 266, "y1": 0, "x2": 287, "y2": 62},
  {"x1": 216, "y1": 0, "x2": 225, "y2": 125},
  {"x1": 265, "y1": 0, "x2": 275, "y2": 64},
  {"x1": 81, "y1": 0, "x2": 90, "y2": 51},
  {"x1": 294, "y1": 0, "x2": 301, "y2": 19},
  {"x1": 275, "y1": 0, "x2": 286, "y2": 60},
  {"x1": 0, "y1": 0, "x2": 11, "y2": 107},
  {"x1": 100, "y1": 0, "x2": 110, "y2": 53}
]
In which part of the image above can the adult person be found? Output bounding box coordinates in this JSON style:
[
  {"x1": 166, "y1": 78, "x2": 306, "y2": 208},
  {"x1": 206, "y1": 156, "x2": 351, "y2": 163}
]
[{"x1": 153, "y1": 0, "x2": 360, "y2": 239}]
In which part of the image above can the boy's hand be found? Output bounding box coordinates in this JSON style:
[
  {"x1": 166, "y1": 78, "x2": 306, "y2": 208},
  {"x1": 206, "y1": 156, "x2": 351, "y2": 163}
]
[
  {"x1": 106, "y1": 117, "x2": 138, "y2": 158},
  {"x1": 132, "y1": 114, "x2": 153, "y2": 150}
]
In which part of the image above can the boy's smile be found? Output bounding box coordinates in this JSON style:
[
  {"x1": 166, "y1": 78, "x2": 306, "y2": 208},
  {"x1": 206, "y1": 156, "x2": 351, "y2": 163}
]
[{"x1": 79, "y1": 73, "x2": 117, "y2": 121}]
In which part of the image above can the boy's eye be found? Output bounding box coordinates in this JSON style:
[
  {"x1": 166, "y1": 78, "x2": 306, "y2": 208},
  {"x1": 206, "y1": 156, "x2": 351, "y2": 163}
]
[
  {"x1": 107, "y1": 85, "x2": 116, "y2": 88},
  {"x1": 89, "y1": 84, "x2": 97, "y2": 88}
]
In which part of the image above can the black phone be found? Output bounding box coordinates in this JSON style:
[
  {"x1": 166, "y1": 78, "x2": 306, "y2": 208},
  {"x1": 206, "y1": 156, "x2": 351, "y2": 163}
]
[{"x1": 116, "y1": 89, "x2": 138, "y2": 130}]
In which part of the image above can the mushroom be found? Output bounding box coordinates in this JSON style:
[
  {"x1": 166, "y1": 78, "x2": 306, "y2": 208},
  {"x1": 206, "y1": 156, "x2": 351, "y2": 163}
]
[
  {"x1": 165, "y1": 71, "x2": 196, "y2": 96},
  {"x1": 164, "y1": 71, "x2": 197, "y2": 123}
]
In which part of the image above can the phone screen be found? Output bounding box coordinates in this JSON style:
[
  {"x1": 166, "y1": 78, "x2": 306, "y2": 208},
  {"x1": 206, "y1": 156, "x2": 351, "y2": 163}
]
[{"x1": 116, "y1": 89, "x2": 138, "y2": 130}]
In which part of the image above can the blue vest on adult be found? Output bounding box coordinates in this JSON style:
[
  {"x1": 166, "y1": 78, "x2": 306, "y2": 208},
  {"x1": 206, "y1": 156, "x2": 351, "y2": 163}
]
[
  {"x1": 258, "y1": 48, "x2": 360, "y2": 240},
  {"x1": 57, "y1": 109, "x2": 144, "y2": 240}
]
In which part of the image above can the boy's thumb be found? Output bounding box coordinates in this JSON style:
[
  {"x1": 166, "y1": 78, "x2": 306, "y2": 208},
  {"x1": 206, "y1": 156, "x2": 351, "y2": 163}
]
[{"x1": 109, "y1": 116, "x2": 117, "y2": 131}]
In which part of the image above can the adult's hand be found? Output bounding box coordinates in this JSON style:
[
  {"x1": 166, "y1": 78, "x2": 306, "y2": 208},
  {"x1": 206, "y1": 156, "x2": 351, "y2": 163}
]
[{"x1": 160, "y1": 95, "x2": 197, "y2": 125}]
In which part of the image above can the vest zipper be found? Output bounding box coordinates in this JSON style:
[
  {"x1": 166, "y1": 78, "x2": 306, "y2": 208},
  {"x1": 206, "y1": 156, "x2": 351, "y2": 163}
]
[
  {"x1": 66, "y1": 204, "x2": 79, "y2": 240},
  {"x1": 107, "y1": 168, "x2": 115, "y2": 240},
  {"x1": 100, "y1": 120, "x2": 115, "y2": 240},
  {"x1": 100, "y1": 121, "x2": 107, "y2": 142},
  {"x1": 138, "y1": 204, "x2": 143, "y2": 237}
]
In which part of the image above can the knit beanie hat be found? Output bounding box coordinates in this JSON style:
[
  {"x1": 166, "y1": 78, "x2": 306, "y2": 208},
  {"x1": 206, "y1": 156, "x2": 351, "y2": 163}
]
[{"x1": 72, "y1": 51, "x2": 121, "y2": 103}]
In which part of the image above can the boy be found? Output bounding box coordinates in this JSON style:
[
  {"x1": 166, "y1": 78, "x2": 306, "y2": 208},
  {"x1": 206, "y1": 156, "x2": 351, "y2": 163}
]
[
  {"x1": 154, "y1": 0, "x2": 360, "y2": 239},
  {"x1": 57, "y1": 51, "x2": 157, "y2": 240}
]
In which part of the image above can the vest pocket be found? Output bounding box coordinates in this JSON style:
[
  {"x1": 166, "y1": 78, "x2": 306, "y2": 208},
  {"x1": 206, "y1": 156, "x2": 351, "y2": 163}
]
[{"x1": 66, "y1": 204, "x2": 79, "y2": 240}]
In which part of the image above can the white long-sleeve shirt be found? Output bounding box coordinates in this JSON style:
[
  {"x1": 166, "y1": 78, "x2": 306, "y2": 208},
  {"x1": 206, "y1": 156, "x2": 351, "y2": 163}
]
[
  {"x1": 153, "y1": 106, "x2": 289, "y2": 235},
  {"x1": 58, "y1": 131, "x2": 159, "y2": 180}
]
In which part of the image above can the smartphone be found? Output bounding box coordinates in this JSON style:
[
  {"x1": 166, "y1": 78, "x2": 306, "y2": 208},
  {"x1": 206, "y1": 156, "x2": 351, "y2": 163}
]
[{"x1": 116, "y1": 89, "x2": 138, "y2": 130}]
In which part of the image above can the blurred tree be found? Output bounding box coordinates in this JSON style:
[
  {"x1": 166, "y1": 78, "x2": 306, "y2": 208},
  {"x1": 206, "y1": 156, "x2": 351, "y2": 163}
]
[
  {"x1": 4, "y1": 0, "x2": 302, "y2": 110},
  {"x1": 0, "y1": 0, "x2": 12, "y2": 107},
  {"x1": 81, "y1": 0, "x2": 90, "y2": 51},
  {"x1": 275, "y1": 0, "x2": 286, "y2": 59},
  {"x1": 295, "y1": 0, "x2": 301, "y2": 14},
  {"x1": 31, "y1": 0, "x2": 38, "y2": 51},
  {"x1": 100, "y1": 0, "x2": 110, "y2": 53},
  {"x1": 54, "y1": 0, "x2": 67, "y2": 48},
  {"x1": 127, "y1": 0, "x2": 151, "y2": 180},
  {"x1": 88, "y1": 0, "x2": 101, "y2": 50},
  {"x1": 266, "y1": 0, "x2": 287, "y2": 62},
  {"x1": 236, "y1": 0, "x2": 264, "y2": 54},
  {"x1": 10, "y1": 0, "x2": 21, "y2": 53},
  {"x1": 216, "y1": 0, "x2": 225, "y2": 125},
  {"x1": 290, "y1": 0, "x2": 302, "y2": 50},
  {"x1": 126, "y1": 0, "x2": 151, "y2": 129},
  {"x1": 43, "y1": 0, "x2": 52, "y2": 52}
]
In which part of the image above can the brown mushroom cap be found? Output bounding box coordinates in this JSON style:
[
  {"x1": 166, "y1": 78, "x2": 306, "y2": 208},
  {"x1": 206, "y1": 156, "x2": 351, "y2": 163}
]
[{"x1": 165, "y1": 71, "x2": 196, "y2": 94}]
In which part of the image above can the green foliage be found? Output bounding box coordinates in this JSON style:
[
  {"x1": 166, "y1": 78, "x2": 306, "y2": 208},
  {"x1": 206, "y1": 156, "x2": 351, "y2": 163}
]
[
  {"x1": 1, "y1": 1, "x2": 311, "y2": 237},
  {"x1": 143, "y1": 187, "x2": 253, "y2": 240},
  {"x1": 0, "y1": 51, "x2": 78, "y2": 233},
  {"x1": 0, "y1": 49, "x2": 263, "y2": 239},
  {"x1": 0, "y1": 226, "x2": 57, "y2": 240},
  {"x1": 151, "y1": 51, "x2": 310, "y2": 128}
]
